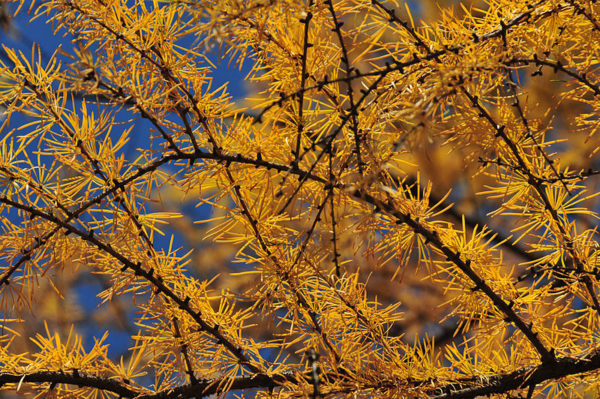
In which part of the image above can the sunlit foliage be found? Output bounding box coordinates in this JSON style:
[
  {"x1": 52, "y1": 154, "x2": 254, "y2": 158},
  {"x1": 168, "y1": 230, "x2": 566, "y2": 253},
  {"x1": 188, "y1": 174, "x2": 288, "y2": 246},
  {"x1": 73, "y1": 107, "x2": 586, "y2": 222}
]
[{"x1": 1, "y1": 0, "x2": 600, "y2": 397}]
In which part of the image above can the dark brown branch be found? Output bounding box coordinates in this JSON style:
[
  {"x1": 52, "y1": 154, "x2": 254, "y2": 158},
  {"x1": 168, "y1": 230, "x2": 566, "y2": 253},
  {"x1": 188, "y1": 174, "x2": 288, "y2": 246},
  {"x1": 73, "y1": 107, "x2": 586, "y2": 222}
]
[
  {"x1": 0, "y1": 370, "x2": 296, "y2": 398},
  {"x1": 0, "y1": 196, "x2": 266, "y2": 375},
  {"x1": 564, "y1": 0, "x2": 600, "y2": 33},
  {"x1": 295, "y1": 0, "x2": 314, "y2": 160},
  {"x1": 401, "y1": 176, "x2": 537, "y2": 263},
  {"x1": 172, "y1": 317, "x2": 198, "y2": 384},
  {"x1": 464, "y1": 89, "x2": 600, "y2": 315},
  {"x1": 504, "y1": 68, "x2": 570, "y2": 194},
  {"x1": 328, "y1": 151, "x2": 341, "y2": 276},
  {"x1": 506, "y1": 57, "x2": 600, "y2": 96},
  {"x1": 352, "y1": 189, "x2": 556, "y2": 364},
  {"x1": 478, "y1": 157, "x2": 600, "y2": 184},
  {"x1": 0, "y1": 149, "x2": 323, "y2": 288},
  {"x1": 0, "y1": 370, "x2": 140, "y2": 397},
  {"x1": 431, "y1": 350, "x2": 600, "y2": 399},
  {"x1": 326, "y1": 0, "x2": 364, "y2": 174},
  {"x1": 137, "y1": 372, "x2": 294, "y2": 398}
]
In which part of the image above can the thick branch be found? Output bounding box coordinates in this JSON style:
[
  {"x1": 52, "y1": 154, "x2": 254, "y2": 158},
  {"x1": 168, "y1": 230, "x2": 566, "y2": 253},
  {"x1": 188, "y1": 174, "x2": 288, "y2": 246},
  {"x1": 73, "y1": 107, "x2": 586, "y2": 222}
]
[
  {"x1": 0, "y1": 370, "x2": 295, "y2": 398},
  {"x1": 0, "y1": 371, "x2": 139, "y2": 397},
  {"x1": 431, "y1": 350, "x2": 600, "y2": 399}
]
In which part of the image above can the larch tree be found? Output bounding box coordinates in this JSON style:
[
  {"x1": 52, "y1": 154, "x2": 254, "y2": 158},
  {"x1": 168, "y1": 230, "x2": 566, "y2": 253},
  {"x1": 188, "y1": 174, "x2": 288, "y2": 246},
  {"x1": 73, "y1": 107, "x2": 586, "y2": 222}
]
[{"x1": 1, "y1": 0, "x2": 600, "y2": 397}]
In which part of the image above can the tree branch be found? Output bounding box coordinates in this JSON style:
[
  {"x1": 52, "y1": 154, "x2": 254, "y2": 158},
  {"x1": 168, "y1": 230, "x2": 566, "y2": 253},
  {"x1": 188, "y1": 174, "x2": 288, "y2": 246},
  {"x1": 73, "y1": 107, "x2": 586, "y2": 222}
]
[{"x1": 431, "y1": 350, "x2": 600, "y2": 399}]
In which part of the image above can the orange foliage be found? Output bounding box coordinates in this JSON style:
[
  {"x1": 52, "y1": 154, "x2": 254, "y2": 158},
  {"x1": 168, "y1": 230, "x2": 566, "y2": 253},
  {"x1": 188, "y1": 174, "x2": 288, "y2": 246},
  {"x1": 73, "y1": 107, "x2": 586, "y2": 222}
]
[{"x1": 1, "y1": 0, "x2": 600, "y2": 397}]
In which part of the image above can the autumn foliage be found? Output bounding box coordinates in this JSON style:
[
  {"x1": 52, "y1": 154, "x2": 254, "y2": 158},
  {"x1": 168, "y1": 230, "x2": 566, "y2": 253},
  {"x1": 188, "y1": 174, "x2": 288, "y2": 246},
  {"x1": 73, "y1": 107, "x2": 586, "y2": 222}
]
[{"x1": 2, "y1": 0, "x2": 600, "y2": 397}]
